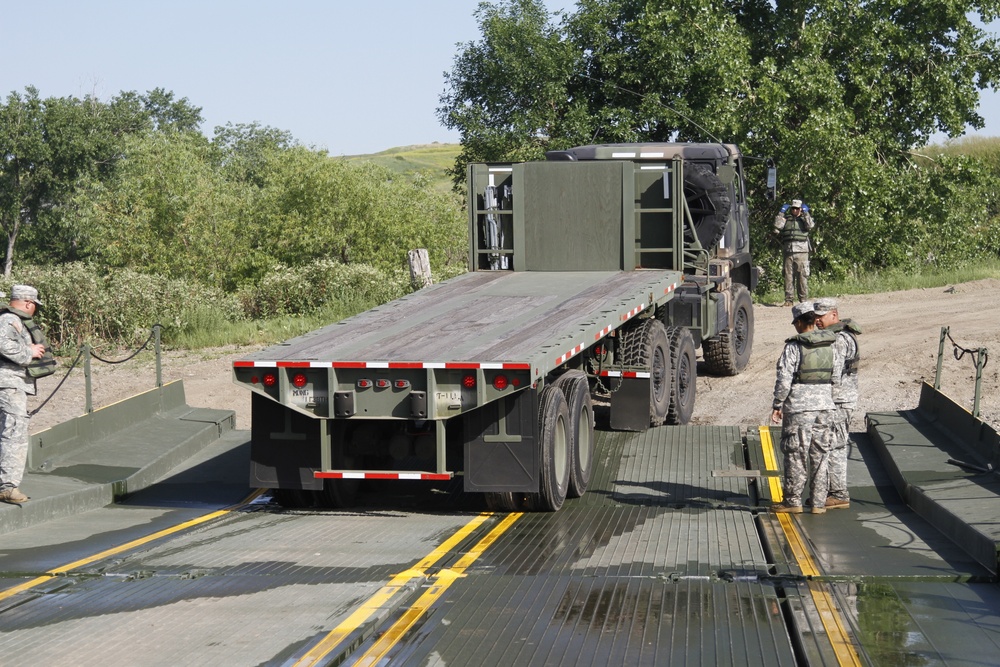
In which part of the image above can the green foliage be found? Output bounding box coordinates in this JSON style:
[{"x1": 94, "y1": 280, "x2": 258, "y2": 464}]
[
  {"x1": 236, "y1": 259, "x2": 411, "y2": 318},
  {"x1": 2, "y1": 263, "x2": 242, "y2": 351}
]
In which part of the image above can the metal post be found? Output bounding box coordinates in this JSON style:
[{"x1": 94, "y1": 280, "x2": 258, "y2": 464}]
[
  {"x1": 973, "y1": 347, "x2": 986, "y2": 420},
  {"x1": 83, "y1": 343, "x2": 93, "y2": 414},
  {"x1": 154, "y1": 324, "x2": 162, "y2": 388},
  {"x1": 934, "y1": 327, "x2": 949, "y2": 390}
]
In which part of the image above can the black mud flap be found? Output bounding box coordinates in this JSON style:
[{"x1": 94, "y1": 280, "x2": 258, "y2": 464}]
[
  {"x1": 249, "y1": 392, "x2": 324, "y2": 491},
  {"x1": 609, "y1": 376, "x2": 652, "y2": 432},
  {"x1": 463, "y1": 388, "x2": 539, "y2": 492}
]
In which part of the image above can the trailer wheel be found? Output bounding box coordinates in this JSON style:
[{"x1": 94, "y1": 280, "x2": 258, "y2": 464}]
[
  {"x1": 271, "y1": 488, "x2": 313, "y2": 509},
  {"x1": 683, "y1": 162, "x2": 731, "y2": 250},
  {"x1": 316, "y1": 423, "x2": 364, "y2": 509},
  {"x1": 484, "y1": 491, "x2": 530, "y2": 511},
  {"x1": 703, "y1": 284, "x2": 754, "y2": 376},
  {"x1": 554, "y1": 371, "x2": 594, "y2": 498},
  {"x1": 621, "y1": 318, "x2": 671, "y2": 426},
  {"x1": 665, "y1": 327, "x2": 697, "y2": 425},
  {"x1": 529, "y1": 384, "x2": 571, "y2": 511}
]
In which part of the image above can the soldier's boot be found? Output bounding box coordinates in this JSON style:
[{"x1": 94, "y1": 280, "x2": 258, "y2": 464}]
[
  {"x1": 772, "y1": 502, "x2": 802, "y2": 513},
  {"x1": 0, "y1": 487, "x2": 29, "y2": 504}
]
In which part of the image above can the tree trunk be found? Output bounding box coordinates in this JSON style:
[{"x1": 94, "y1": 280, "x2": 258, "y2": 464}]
[{"x1": 408, "y1": 248, "x2": 432, "y2": 290}]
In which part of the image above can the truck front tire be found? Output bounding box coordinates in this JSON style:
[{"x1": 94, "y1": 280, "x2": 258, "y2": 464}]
[{"x1": 703, "y1": 284, "x2": 754, "y2": 376}]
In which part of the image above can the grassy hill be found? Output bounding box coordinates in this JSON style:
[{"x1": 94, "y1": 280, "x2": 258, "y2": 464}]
[{"x1": 339, "y1": 143, "x2": 460, "y2": 193}]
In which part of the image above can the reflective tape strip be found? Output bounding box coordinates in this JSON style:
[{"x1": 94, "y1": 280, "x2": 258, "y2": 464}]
[
  {"x1": 621, "y1": 303, "x2": 647, "y2": 321},
  {"x1": 556, "y1": 343, "x2": 585, "y2": 365},
  {"x1": 234, "y1": 361, "x2": 531, "y2": 371},
  {"x1": 599, "y1": 371, "x2": 651, "y2": 379},
  {"x1": 314, "y1": 471, "x2": 454, "y2": 481}
]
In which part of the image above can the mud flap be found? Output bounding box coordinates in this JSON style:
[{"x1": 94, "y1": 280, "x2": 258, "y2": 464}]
[
  {"x1": 609, "y1": 376, "x2": 652, "y2": 432},
  {"x1": 463, "y1": 388, "x2": 539, "y2": 492},
  {"x1": 249, "y1": 392, "x2": 324, "y2": 490}
]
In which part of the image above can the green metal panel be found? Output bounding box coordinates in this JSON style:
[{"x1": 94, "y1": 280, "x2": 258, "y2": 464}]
[{"x1": 519, "y1": 161, "x2": 627, "y2": 271}]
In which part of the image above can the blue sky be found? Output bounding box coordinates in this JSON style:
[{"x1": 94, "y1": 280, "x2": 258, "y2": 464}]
[{"x1": 1, "y1": 1, "x2": 995, "y2": 155}]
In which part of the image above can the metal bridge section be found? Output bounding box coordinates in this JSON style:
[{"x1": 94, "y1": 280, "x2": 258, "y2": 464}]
[{"x1": 0, "y1": 387, "x2": 998, "y2": 665}]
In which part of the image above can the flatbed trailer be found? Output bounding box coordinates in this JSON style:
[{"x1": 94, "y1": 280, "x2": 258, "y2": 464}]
[{"x1": 234, "y1": 143, "x2": 760, "y2": 511}]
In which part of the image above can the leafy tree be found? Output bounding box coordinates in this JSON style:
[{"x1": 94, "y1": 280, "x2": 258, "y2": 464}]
[
  {"x1": 0, "y1": 87, "x2": 150, "y2": 274},
  {"x1": 211, "y1": 121, "x2": 295, "y2": 187},
  {"x1": 137, "y1": 87, "x2": 204, "y2": 133}
]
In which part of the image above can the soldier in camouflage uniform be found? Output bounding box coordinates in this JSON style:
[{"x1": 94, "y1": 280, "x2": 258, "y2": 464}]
[
  {"x1": 773, "y1": 200, "x2": 815, "y2": 306},
  {"x1": 814, "y1": 297, "x2": 861, "y2": 510},
  {"x1": 0, "y1": 285, "x2": 48, "y2": 505},
  {"x1": 770, "y1": 302, "x2": 842, "y2": 514}
]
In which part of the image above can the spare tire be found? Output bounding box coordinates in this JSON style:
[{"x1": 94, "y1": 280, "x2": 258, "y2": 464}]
[{"x1": 683, "y1": 162, "x2": 731, "y2": 250}]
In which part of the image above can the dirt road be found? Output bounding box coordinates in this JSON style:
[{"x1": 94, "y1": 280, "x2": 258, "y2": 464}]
[{"x1": 28, "y1": 278, "x2": 1000, "y2": 435}]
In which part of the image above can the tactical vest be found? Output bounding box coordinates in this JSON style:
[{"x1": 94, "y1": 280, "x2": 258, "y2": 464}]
[
  {"x1": 828, "y1": 319, "x2": 862, "y2": 375},
  {"x1": 1, "y1": 306, "x2": 57, "y2": 378},
  {"x1": 779, "y1": 214, "x2": 811, "y2": 244},
  {"x1": 787, "y1": 329, "x2": 836, "y2": 384}
]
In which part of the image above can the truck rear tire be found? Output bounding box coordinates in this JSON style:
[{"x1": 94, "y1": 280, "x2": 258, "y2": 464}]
[
  {"x1": 620, "y1": 318, "x2": 671, "y2": 426},
  {"x1": 553, "y1": 371, "x2": 594, "y2": 498},
  {"x1": 703, "y1": 284, "x2": 754, "y2": 376},
  {"x1": 683, "y1": 162, "x2": 731, "y2": 250},
  {"x1": 530, "y1": 384, "x2": 571, "y2": 511},
  {"x1": 665, "y1": 327, "x2": 697, "y2": 425}
]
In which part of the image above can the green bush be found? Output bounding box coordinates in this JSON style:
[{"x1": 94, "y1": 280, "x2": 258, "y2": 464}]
[
  {"x1": 4, "y1": 264, "x2": 243, "y2": 351},
  {"x1": 237, "y1": 259, "x2": 412, "y2": 318}
]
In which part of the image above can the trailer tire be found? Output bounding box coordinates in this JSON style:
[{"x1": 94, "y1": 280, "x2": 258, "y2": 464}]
[
  {"x1": 620, "y1": 318, "x2": 671, "y2": 426},
  {"x1": 553, "y1": 371, "x2": 594, "y2": 498},
  {"x1": 530, "y1": 384, "x2": 571, "y2": 511},
  {"x1": 271, "y1": 488, "x2": 313, "y2": 509},
  {"x1": 683, "y1": 162, "x2": 731, "y2": 250},
  {"x1": 665, "y1": 327, "x2": 697, "y2": 425},
  {"x1": 484, "y1": 491, "x2": 529, "y2": 512},
  {"x1": 703, "y1": 284, "x2": 754, "y2": 376}
]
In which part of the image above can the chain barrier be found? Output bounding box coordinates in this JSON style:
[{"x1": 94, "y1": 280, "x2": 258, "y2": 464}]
[
  {"x1": 945, "y1": 329, "x2": 989, "y2": 369},
  {"x1": 88, "y1": 326, "x2": 159, "y2": 365},
  {"x1": 934, "y1": 326, "x2": 988, "y2": 420},
  {"x1": 29, "y1": 324, "x2": 162, "y2": 417}
]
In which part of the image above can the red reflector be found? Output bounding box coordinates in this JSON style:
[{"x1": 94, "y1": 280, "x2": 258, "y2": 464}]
[
  {"x1": 375, "y1": 379, "x2": 390, "y2": 389},
  {"x1": 262, "y1": 373, "x2": 277, "y2": 387},
  {"x1": 357, "y1": 379, "x2": 373, "y2": 389},
  {"x1": 394, "y1": 379, "x2": 411, "y2": 389},
  {"x1": 292, "y1": 373, "x2": 308, "y2": 388},
  {"x1": 492, "y1": 374, "x2": 509, "y2": 390},
  {"x1": 250, "y1": 375, "x2": 260, "y2": 384},
  {"x1": 462, "y1": 374, "x2": 476, "y2": 389},
  {"x1": 512, "y1": 377, "x2": 522, "y2": 388}
]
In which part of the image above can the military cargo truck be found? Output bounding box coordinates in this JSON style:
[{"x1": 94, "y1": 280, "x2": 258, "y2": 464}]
[{"x1": 233, "y1": 143, "x2": 759, "y2": 511}]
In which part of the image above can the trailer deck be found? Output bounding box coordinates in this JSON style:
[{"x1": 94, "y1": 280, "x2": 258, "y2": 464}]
[{"x1": 237, "y1": 269, "x2": 682, "y2": 378}]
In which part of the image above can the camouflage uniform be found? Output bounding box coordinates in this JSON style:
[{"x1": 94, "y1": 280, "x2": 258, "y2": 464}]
[
  {"x1": 774, "y1": 203, "x2": 815, "y2": 303},
  {"x1": 772, "y1": 321, "x2": 841, "y2": 509},
  {"x1": 0, "y1": 307, "x2": 38, "y2": 492},
  {"x1": 820, "y1": 309, "x2": 861, "y2": 503}
]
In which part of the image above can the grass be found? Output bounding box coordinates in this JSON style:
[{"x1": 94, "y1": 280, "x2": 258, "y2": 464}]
[
  {"x1": 163, "y1": 297, "x2": 392, "y2": 350},
  {"x1": 757, "y1": 258, "x2": 1000, "y2": 305},
  {"x1": 338, "y1": 143, "x2": 460, "y2": 193}
]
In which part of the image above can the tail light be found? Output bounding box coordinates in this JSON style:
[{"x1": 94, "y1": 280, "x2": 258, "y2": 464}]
[
  {"x1": 462, "y1": 374, "x2": 476, "y2": 389},
  {"x1": 492, "y1": 374, "x2": 509, "y2": 390},
  {"x1": 262, "y1": 373, "x2": 277, "y2": 387},
  {"x1": 292, "y1": 373, "x2": 308, "y2": 388}
]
